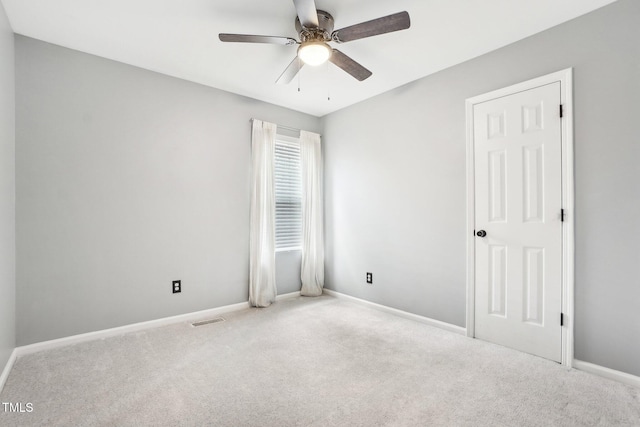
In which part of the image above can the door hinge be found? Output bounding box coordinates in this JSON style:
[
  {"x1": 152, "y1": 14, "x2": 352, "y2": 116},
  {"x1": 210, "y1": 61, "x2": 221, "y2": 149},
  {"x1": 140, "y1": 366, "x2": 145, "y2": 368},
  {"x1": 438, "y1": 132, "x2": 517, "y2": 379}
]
[
  {"x1": 561, "y1": 209, "x2": 565, "y2": 222},
  {"x1": 559, "y1": 104, "x2": 563, "y2": 118},
  {"x1": 560, "y1": 312, "x2": 564, "y2": 326}
]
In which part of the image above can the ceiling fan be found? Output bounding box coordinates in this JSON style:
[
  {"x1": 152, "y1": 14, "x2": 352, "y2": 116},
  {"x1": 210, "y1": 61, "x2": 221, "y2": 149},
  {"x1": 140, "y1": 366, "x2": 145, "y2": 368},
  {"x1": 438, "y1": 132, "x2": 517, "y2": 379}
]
[{"x1": 219, "y1": 0, "x2": 410, "y2": 84}]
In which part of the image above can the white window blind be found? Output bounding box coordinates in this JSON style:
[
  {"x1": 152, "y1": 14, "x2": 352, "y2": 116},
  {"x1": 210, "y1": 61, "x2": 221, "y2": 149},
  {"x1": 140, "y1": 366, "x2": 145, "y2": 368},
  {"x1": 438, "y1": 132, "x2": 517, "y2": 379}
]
[{"x1": 274, "y1": 135, "x2": 302, "y2": 251}]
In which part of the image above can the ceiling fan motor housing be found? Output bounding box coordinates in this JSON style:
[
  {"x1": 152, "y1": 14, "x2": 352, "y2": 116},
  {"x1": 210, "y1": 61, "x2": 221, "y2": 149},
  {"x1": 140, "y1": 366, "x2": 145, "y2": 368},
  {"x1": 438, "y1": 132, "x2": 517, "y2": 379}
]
[{"x1": 295, "y1": 10, "x2": 334, "y2": 41}]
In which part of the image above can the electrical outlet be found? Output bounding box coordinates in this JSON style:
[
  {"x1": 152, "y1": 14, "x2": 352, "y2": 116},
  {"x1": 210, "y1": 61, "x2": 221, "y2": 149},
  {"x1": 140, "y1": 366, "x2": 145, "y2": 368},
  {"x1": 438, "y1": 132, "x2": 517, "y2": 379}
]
[
  {"x1": 172, "y1": 280, "x2": 181, "y2": 294},
  {"x1": 366, "y1": 272, "x2": 373, "y2": 284}
]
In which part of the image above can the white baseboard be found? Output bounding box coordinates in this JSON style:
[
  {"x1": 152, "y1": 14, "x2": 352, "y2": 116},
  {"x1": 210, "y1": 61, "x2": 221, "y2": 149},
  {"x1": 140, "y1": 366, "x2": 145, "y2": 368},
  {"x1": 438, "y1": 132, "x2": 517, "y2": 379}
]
[
  {"x1": 276, "y1": 291, "x2": 301, "y2": 301},
  {"x1": 15, "y1": 291, "x2": 304, "y2": 358},
  {"x1": 573, "y1": 359, "x2": 640, "y2": 389},
  {"x1": 322, "y1": 288, "x2": 466, "y2": 335},
  {"x1": 16, "y1": 300, "x2": 252, "y2": 357},
  {"x1": 0, "y1": 348, "x2": 17, "y2": 393},
  {"x1": 6, "y1": 291, "x2": 639, "y2": 393},
  {"x1": 16, "y1": 291, "x2": 302, "y2": 358}
]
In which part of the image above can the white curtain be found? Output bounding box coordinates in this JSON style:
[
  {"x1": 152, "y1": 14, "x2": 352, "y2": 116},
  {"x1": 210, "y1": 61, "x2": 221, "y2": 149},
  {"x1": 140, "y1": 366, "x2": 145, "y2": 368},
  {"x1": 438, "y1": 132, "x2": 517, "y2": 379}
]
[
  {"x1": 300, "y1": 130, "x2": 325, "y2": 296},
  {"x1": 249, "y1": 119, "x2": 277, "y2": 307}
]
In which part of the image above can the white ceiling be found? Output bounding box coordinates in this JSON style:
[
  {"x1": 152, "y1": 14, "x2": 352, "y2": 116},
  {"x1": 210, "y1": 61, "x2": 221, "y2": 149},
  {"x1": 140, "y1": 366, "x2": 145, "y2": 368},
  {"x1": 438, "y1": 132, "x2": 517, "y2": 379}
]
[{"x1": 1, "y1": 0, "x2": 617, "y2": 117}]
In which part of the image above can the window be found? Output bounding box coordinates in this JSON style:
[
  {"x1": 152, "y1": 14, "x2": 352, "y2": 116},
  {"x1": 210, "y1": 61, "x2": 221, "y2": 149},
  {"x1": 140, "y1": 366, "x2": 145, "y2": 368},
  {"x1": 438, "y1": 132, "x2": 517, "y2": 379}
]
[{"x1": 274, "y1": 135, "x2": 302, "y2": 251}]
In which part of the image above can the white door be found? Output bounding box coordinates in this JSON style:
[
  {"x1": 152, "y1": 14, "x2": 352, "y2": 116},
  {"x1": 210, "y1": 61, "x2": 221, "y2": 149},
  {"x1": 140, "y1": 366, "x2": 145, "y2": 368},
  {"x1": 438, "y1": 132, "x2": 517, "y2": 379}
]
[{"x1": 473, "y1": 82, "x2": 563, "y2": 362}]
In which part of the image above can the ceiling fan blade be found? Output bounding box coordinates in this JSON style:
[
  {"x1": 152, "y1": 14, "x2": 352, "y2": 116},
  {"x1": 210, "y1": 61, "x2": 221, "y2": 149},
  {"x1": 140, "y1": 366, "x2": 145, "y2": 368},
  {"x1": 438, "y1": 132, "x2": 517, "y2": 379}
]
[
  {"x1": 331, "y1": 11, "x2": 410, "y2": 43},
  {"x1": 276, "y1": 56, "x2": 304, "y2": 85},
  {"x1": 293, "y1": 0, "x2": 319, "y2": 28},
  {"x1": 219, "y1": 34, "x2": 297, "y2": 46},
  {"x1": 329, "y1": 49, "x2": 372, "y2": 81}
]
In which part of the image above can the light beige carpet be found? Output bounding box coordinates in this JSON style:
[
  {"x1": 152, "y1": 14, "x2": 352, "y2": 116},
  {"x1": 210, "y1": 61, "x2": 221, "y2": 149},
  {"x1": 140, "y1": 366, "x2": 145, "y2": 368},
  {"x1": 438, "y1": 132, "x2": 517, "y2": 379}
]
[{"x1": 1, "y1": 295, "x2": 639, "y2": 426}]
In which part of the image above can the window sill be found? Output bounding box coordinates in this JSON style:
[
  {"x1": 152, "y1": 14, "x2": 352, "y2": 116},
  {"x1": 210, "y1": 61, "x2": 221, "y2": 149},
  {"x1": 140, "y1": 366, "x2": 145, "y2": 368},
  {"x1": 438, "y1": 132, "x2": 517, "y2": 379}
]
[{"x1": 276, "y1": 247, "x2": 302, "y2": 253}]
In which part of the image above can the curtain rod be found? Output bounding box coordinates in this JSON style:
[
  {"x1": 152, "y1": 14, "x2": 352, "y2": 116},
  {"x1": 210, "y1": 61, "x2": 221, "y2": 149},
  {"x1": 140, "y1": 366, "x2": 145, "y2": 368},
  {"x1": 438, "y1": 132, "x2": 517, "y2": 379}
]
[{"x1": 249, "y1": 118, "x2": 321, "y2": 137}]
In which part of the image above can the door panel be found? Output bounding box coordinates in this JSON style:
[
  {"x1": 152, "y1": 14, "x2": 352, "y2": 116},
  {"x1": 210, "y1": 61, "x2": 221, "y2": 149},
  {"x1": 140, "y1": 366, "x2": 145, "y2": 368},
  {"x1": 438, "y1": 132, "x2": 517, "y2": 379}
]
[{"x1": 474, "y1": 82, "x2": 562, "y2": 362}]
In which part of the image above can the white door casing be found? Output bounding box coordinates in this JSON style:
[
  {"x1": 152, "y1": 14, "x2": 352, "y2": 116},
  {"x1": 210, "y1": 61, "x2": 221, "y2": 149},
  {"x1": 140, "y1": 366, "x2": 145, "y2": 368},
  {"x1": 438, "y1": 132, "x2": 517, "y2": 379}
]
[{"x1": 465, "y1": 69, "x2": 574, "y2": 366}]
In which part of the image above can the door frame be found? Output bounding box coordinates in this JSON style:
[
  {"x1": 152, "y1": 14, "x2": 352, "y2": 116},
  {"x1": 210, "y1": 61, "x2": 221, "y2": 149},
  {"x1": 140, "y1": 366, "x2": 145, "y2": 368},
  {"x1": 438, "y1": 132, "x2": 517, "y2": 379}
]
[{"x1": 465, "y1": 68, "x2": 575, "y2": 367}]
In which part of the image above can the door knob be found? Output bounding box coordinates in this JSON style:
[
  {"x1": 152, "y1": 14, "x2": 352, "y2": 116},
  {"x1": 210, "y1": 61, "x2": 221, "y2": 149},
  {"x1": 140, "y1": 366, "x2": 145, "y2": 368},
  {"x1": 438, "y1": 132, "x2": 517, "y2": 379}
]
[{"x1": 476, "y1": 230, "x2": 487, "y2": 237}]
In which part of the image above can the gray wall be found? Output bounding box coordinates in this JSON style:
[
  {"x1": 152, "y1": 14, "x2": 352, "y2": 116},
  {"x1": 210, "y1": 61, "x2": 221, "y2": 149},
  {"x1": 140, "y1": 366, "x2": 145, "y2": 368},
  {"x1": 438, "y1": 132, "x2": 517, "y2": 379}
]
[
  {"x1": 275, "y1": 250, "x2": 302, "y2": 295},
  {"x1": 0, "y1": 2, "x2": 15, "y2": 371},
  {"x1": 16, "y1": 36, "x2": 317, "y2": 345},
  {"x1": 323, "y1": 0, "x2": 640, "y2": 376}
]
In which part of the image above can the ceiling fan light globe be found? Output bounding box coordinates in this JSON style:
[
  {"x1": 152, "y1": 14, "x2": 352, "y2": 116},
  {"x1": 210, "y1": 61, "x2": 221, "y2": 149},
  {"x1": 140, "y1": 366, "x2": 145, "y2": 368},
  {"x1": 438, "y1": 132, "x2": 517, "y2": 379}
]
[{"x1": 298, "y1": 42, "x2": 332, "y2": 66}]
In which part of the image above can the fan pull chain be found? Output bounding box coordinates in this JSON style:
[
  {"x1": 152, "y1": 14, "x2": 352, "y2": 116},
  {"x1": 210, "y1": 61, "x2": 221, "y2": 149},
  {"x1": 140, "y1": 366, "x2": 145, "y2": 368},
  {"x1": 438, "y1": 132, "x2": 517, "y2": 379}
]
[
  {"x1": 326, "y1": 60, "x2": 331, "y2": 101},
  {"x1": 297, "y1": 58, "x2": 301, "y2": 93}
]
